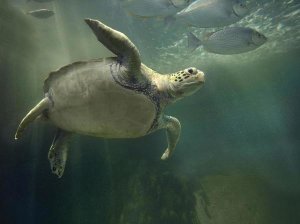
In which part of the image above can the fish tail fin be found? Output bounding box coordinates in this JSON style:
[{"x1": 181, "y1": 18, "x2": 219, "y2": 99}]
[
  {"x1": 164, "y1": 15, "x2": 176, "y2": 27},
  {"x1": 10, "y1": 5, "x2": 27, "y2": 15},
  {"x1": 15, "y1": 98, "x2": 50, "y2": 140},
  {"x1": 187, "y1": 32, "x2": 202, "y2": 52},
  {"x1": 17, "y1": 7, "x2": 29, "y2": 15}
]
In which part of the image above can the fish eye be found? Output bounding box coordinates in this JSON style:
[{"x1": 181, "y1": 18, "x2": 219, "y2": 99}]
[
  {"x1": 239, "y1": 3, "x2": 245, "y2": 7},
  {"x1": 188, "y1": 68, "x2": 194, "y2": 74}
]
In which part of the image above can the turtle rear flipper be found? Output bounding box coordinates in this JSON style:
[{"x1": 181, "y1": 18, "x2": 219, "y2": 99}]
[
  {"x1": 15, "y1": 97, "x2": 50, "y2": 140},
  {"x1": 48, "y1": 129, "x2": 71, "y2": 178}
]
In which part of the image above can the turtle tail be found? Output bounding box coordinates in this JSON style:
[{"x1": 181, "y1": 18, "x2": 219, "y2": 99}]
[{"x1": 15, "y1": 97, "x2": 50, "y2": 140}]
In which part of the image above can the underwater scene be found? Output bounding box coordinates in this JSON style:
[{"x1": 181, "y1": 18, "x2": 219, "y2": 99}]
[{"x1": 1, "y1": 0, "x2": 300, "y2": 223}]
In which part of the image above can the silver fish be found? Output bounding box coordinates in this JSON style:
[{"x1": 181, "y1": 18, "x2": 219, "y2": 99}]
[
  {"x1": 188, "y1": 27, "x2": 267, "y2": 55},
  {"x1": 27, "y1": 9, "x2": 54, "y2": 19},
  {"x1": 122, "y1": 0, "x2": 190, "y2": 18},
  {"x1": 27, "y1": 0, "x2": 55, "y2": 2},
  {"x1": 176, "y1": 0, "x2": 249, "y2": 28}
]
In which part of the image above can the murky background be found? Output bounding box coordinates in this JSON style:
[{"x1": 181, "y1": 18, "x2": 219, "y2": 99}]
[{"x1": 0, "y1": 0, "x2": 299, "y2": 223}]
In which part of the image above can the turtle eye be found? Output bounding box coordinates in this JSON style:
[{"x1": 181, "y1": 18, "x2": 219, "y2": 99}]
[{"x1": 188, "y1": 68, "x2": 193, "y2": 74}]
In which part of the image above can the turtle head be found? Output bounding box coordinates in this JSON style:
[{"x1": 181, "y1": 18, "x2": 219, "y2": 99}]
[{"x1": 168, "y1": 67, "x2": 205, "y2": 100}]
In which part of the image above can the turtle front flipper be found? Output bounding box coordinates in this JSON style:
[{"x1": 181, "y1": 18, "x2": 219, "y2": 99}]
[
  {"x1": 160, "y1": 115, "x2": 181, "y2": 160},
  {"x1": 85, "y1": 18, "x2": 144, "y2": 81},
  {"x1": 48, "y1": 129, "x2": 72, "y2": 178}
]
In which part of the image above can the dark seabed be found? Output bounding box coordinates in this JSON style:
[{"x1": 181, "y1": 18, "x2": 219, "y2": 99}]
[{"x1": 0, "y1": 0, "x2": 300, "y2": 223}]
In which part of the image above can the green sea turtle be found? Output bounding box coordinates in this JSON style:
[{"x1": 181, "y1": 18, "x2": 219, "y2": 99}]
[{"x1": 15, "y1": 18, "x2": 205, "y2": 178}]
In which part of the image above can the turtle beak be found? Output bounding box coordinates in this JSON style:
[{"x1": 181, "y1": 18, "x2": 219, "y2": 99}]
[{"x1": 196, "y1": 70, "x2": 205, "y2": 84}]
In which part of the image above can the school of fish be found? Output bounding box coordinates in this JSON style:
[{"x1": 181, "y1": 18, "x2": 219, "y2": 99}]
[
  {"x1": 24, "y1": 0, "x2": 267, "y2": 55},
  {"x1": 123, "y1": 0, "x2": 267, "y2": 55}
]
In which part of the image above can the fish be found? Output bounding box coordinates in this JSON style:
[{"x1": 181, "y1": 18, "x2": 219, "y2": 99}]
[
  {"x1": 26, "y1": 9, "x2": 54, "y2": 18},
  {"x1": 27, "y1": 0, "x2": 55, "y2": 2},
  {"x1": 176, "y1": 0, "x2": 249, "y2": 28},
  {"x1": 188, "y1": 27, "x2": 267, "y2": 55},
  {"x1": 121, "y1": 0, "x2": 190, "y2": 18}
]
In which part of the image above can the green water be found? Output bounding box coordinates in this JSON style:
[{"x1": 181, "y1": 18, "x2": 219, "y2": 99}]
[{"x1": 0, "y1": 0, "x2": 299, "y2": 223}]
